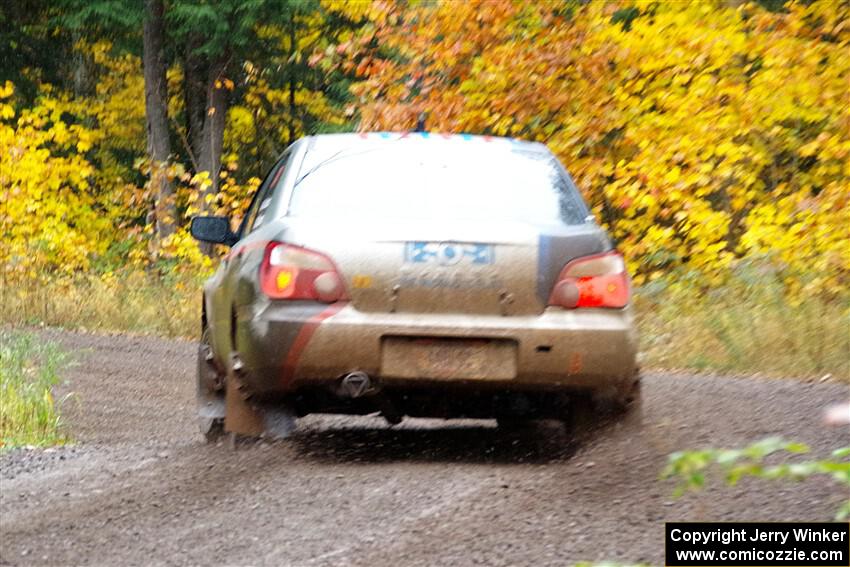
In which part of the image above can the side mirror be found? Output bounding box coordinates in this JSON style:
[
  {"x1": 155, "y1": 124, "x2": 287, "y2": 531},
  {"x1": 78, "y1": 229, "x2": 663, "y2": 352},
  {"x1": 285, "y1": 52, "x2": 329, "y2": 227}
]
[{"x1": 190, "y1": 216, "x2": 237, "y2": 246}]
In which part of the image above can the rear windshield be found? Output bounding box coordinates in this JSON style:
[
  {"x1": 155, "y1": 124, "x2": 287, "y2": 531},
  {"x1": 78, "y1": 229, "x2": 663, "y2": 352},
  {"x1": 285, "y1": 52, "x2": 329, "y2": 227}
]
[{"x1": 286, "y1": 141, "x2": 589, "y2": 224}]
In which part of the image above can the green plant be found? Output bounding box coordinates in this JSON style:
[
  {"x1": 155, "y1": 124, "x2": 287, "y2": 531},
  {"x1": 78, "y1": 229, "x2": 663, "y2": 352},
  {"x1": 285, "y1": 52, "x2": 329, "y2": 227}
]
[
  {"x1": 0, "y1": 331, "x2": 70, "y2": 448},
  {"x1": 663, "y1": 437, "x2": 850, "y2": 520}
]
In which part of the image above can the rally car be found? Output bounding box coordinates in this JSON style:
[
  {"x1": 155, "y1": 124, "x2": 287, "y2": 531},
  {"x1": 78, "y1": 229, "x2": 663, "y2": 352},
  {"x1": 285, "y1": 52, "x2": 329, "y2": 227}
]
[{"x1": 190, "y1": 132, "x2": 640, "y2": 440}]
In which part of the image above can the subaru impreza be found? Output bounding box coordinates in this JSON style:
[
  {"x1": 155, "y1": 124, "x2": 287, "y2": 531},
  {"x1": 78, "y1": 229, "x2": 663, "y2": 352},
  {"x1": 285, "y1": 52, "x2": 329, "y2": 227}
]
[{"x1": 190, "y1": 132, "x2": 640, "y2": 440}]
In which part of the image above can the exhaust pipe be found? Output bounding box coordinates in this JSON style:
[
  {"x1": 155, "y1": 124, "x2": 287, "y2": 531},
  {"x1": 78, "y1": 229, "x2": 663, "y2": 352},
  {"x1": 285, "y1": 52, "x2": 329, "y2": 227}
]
[
  {"x1": 340, "y1": 371, "x2": 371, "y2": 398},
  {"x1": 338, "y1": 371, "x2": 403, "y2": 425}
]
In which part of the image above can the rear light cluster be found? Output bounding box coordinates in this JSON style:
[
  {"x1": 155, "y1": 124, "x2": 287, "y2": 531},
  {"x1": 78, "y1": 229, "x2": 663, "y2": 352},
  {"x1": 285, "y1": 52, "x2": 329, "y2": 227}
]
[
  {"x1": 260, "y1": 242, "x2": 347, "y2": 303},
  {"x1": 548, "y1": 251, "x2": 630, "y2": 309}
]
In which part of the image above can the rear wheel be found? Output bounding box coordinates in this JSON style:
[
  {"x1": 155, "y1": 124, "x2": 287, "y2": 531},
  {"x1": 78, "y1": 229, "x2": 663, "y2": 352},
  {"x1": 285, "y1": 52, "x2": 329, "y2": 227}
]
[
  {"x1": 200, "y1": 415, "x2": 225, "y2": 443},
  {"x1": 603, "y1": 374, "x2": 642, "y2": 423},
  {"x1": 612, "y1": 375, "x2": 643, "y2": 429},
  {"x1": 563, "y1": 375, "x2": 643, "y2": 436},
  {"x1": 197, "y1": 326, "x2": 226, "y2": 443}
]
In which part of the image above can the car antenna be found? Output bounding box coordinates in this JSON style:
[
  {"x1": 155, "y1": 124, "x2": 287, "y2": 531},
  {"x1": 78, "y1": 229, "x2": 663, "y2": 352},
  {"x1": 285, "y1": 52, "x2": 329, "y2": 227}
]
[{"x1": 414, "y1": 111, "x2": 427, "y2": 132}]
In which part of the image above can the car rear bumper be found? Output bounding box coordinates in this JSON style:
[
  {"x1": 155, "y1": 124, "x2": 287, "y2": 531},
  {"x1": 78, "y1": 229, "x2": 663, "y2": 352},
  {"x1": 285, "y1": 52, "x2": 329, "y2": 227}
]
[{"x1": 234, "y1": 300, "x2": 638, "y2": 398}]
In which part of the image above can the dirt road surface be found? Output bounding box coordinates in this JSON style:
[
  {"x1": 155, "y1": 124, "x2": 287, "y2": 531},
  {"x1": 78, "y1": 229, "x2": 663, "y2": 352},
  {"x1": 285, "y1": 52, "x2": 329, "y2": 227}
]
[{"x1": 1, "y1": 329, "x2": 847, "y2": 566}]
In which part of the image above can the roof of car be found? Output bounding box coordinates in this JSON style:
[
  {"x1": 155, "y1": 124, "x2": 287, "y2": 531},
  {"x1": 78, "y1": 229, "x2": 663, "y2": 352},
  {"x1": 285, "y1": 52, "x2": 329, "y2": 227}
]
[{"x1": 303, "y1": 132, "x2": 550, "y2": 154}]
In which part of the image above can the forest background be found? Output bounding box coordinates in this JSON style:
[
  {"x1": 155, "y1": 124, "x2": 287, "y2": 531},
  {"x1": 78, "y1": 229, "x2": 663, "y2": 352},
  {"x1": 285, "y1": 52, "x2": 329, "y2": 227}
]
[{"x1": 1, "y1": 0, "x2": 848, "y2": 379}]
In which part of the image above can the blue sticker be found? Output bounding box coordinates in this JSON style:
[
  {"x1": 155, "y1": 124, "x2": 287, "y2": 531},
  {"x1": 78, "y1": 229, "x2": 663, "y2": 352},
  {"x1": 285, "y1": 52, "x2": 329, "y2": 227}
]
[{"x1": 405, "y1": 242, "x2": 494, "y2": 265}]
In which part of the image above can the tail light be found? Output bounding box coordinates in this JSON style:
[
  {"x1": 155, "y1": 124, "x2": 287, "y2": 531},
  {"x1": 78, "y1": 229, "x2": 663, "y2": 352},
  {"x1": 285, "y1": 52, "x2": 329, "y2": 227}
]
[
  {"x1": 260, "y1": 242, "x2": 347, "y2": 302},
  {"x1": 548, "y1": 251, "x2": 630, "y2": 309}
]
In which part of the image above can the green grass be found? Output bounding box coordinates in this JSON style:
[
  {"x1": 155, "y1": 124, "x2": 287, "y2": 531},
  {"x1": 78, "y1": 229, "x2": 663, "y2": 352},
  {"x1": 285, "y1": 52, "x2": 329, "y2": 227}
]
[
  {"x1": 0, "y1": 268, "x2": 203, "y2": 338},
  {"x1": 0, "y1": 331, "x2": 69, "y2": 448},
  {"x1": 637, "y1": 270, "x2": 850, "y2": 381}
]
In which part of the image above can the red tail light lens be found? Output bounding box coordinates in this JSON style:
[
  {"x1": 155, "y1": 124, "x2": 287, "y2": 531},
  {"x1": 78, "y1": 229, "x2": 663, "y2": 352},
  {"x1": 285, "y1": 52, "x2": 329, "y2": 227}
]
[
  {"x1": 548, "y1": 251, "x2": 630, "y2": 309},
  {"x1": 260, "y1": 242, "x2": 347, "y2": 302}
]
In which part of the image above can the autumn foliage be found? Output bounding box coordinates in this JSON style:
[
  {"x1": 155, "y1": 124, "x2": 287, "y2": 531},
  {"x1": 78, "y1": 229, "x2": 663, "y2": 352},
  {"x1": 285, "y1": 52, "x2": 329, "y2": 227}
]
[
  {"x1": 346, "y1": 0, "x2": 850, "y2": 295},
  {"x1": 1, "y1": 0, "x2": 848, "y2": 301}
]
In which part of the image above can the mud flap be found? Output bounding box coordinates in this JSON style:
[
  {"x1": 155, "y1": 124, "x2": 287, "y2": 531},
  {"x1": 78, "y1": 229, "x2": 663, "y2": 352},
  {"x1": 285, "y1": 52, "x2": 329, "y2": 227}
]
[
  {"x1": 224, "y1": 372, "x2": 265, "y2": 437},
  {"x1": 224, "y1": 373, "x2": 297, "y2": 439}
]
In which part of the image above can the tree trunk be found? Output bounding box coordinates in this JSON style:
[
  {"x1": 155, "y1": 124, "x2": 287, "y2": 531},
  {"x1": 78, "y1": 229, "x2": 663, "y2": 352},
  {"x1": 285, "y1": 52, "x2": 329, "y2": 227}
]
[
  {"x1": 72, "y1": 32, "x2": 91, "y2": 99},
  {"x1": 288, "y1": 10, "x2": 297, "y2": 146},
  {"x1": 196, "y1": 53, "x2": 230, "y2": 255},
  {"x1": 143, "y1": 0, "x2": 175, "y2": 240},
  {"x1": 183, "y1": 36, "x2": 206, "y2": 169},
  {"x1": 197, "y1": 54, "x2": 230, "y2": 206}
]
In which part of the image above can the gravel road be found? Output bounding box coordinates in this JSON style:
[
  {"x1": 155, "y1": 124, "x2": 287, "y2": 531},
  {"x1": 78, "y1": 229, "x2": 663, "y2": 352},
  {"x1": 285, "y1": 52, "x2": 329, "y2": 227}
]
[{"x1": 1, "y1": 329, "x2": 847, "y2": 566}]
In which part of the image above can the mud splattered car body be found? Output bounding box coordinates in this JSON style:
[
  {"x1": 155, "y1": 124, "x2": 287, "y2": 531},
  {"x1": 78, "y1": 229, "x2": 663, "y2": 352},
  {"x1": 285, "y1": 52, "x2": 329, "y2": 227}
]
[{"x1": 191, "y1": 133, "x2": 639, "y2": 439}]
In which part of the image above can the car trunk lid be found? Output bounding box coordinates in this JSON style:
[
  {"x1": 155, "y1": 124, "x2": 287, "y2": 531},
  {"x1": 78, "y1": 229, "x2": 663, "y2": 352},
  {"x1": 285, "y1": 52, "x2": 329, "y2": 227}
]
[{"x1": 277, "y1": 218, "x2": 609, "y2": 316}]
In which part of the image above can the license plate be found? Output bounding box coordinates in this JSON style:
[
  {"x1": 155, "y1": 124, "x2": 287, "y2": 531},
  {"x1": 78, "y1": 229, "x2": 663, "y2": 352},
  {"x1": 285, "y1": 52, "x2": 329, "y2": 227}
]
[{"x1": 381, "y1": 337, "x2": 517, "y2": 380}]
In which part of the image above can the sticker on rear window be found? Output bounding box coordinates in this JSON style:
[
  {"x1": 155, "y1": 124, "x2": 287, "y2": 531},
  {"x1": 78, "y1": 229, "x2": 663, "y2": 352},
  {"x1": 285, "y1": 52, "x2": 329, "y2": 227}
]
[{"x1": 404, "y1": 242, "x2": 494, "y2": 265}]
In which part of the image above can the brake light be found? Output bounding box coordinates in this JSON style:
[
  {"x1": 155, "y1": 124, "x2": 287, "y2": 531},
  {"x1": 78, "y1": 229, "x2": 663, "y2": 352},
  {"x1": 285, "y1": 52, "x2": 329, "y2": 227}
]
[
  {"x1": 260, "y1": 242, "x2": 347, "y2": 302},
  {"x1": 548, "y1": 251, "x2": 630, "y2": 309}
]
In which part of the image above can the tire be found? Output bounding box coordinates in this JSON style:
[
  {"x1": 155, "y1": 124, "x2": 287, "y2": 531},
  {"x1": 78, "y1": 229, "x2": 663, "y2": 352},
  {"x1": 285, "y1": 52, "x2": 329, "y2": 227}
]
[
  {"x1": 562, "y1": 375, "x2": 643, "y2": 436},
  {"x1": 604, "y1": 374, "x2": 642, "y2": 421},
  {"x1": 197, "y1": 326, "x2": 226, "y2": 443},
  {"x1": 200, "y1": 415, "x2": 225, "y2": 443},
  {"x1": 612, "y1": 375, "x2": 643, "y2": 430}
]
